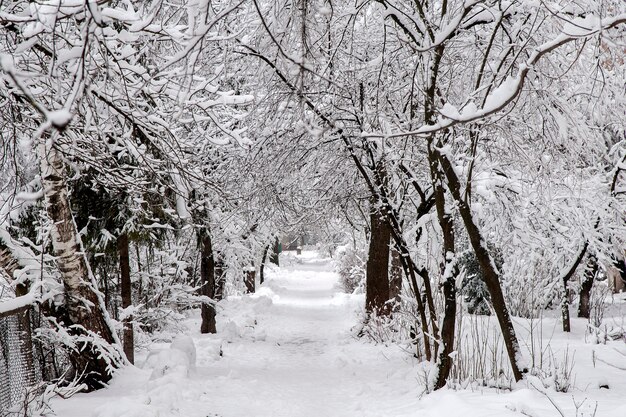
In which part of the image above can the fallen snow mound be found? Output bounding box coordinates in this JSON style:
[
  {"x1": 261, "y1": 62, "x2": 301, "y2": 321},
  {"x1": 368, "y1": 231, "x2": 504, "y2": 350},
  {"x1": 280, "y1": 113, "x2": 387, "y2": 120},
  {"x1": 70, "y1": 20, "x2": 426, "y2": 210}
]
[{"x1": 144, "y1": 335, "x2": 197, "y2": 379}]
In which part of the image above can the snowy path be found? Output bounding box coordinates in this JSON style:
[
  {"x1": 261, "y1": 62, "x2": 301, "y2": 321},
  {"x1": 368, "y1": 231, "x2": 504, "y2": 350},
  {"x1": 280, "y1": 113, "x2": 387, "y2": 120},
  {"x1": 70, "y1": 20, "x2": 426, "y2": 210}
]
[
  {"x1": 51, "y1": 252, "x2": 626, "y2": 417},
  {"x1": 189, "y1": 253, "x2": 421, "y2": 417},
  {"x1": 53, "y1": 252, "x2": 422, "y2": 417}
]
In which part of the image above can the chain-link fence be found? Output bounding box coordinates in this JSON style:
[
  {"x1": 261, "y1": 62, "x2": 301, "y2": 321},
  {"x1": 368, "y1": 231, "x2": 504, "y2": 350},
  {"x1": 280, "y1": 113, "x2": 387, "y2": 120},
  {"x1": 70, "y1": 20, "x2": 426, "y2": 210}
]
[
  {"x1": 0, "y1": 303, "x2": 74, "y2": 415},
  {"x1": 0, "y1": 306, "x2": 37, "y2": 414}
]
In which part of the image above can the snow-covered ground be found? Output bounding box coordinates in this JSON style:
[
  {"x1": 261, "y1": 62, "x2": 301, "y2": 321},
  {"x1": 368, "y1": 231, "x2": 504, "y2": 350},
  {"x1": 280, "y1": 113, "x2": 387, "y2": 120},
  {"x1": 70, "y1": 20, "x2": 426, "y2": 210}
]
[{"x1": 52, "y1": 251, "x2": 626, "y2": 417}]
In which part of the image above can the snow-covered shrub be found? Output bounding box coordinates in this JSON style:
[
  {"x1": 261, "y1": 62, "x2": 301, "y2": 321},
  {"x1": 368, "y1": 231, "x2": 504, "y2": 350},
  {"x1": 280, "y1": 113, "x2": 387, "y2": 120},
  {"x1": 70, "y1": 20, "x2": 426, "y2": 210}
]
[
  {"x1": 448, "y1": 314, "x2": 513, "y2": 390},
  {"x1": 526, "y1": 346, "x2": 576, "y2": 393},
  {"x1": 358, "y1": 313, "x2": 395, "y2": 343},
  {"x1": 550, "y1": 348, "x2": 576, "y2": 393},
  {"x1": 458, "y1": 250, "x2": 499, "y2": 315},
  {"x1": 34, "y1": 318, "x2": 126, "y2": 379},
  {"x1": 129, "y1": 245, "x2": 207, "y2": 336},
  {"x1": 4, "y1": 379, "x2": 86, "y2": 417},
  {"x1": 144, "y1": 336, "x2": 196, "y2": 380},
  {"x1": 358, "y1": 291, "x2": 427, "y2": 349},
  {"x1": 170, "y1": 335, "x2": 197, "y2": 368},
  {"x1": 145, "y1": 349, "x2": 192, "y2": 380},
  {"x1": 589, "y1": 281, "x2": 611, "y2": 328},
  {"x1": 336, "y1": 245, "x2": 366, "y2": 294}
]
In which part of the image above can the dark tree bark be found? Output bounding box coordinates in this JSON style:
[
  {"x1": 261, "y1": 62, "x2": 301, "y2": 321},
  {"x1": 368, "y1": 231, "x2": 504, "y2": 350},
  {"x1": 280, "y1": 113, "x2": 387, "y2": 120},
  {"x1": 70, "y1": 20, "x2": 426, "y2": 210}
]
[
  {"x1": 214, "y1": 254, "x2": 226, "y2": 301},
  {"x1": 0, "y1": 240, "x2": 22, "y2": 283},
  {"x1": 118, "y1": 233, "x2": 134, "y2": 364},
  {"x1": 269, "y1": 237, "x2": 280, "y2": 266},
  {"x1": 435, "y1": 149, "x2": 526, "y2": 382},
  {"x1": 561, "y1": 278, "x2": 571, "y2": 333},
  {"x1": 371, "y1": 169, "x2": 436, "y2": 360},
  {"x1": 244, "y1": 267, "x2": 256, "y2": 294},
  {"x1": 429, "y1": 144, "x2": 458, "y2": 390},
  {"x1": 259, "y1": 245, "x2": 270, "y2": 285},
  {"x1": 101, "y1": 258, "x2": 110, "y2": 318},
  {"x1": 393, "y1": 241, "x2": 432, "y2": 360},
  {"x1": 578, "y1": 255, "x2": 598, "y2": 319},
  {"x1": 200, "y1": 233, "x2": 217, "y2": 334},
  {"x1": 366, "y1": 205, "x2": 392, "y2": 316},
  {"x1": 388, "y1": 248, "x2": 402, "y2": 311},
  {"x1": 559, "y1": 242, "x2": 589, "y2": 332}
]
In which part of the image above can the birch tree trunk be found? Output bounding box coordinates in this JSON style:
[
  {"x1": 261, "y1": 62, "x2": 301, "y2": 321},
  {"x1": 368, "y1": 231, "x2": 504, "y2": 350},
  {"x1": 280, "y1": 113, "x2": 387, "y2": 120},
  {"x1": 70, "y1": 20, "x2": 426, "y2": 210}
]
[{"x1": 39, "y1": 137, "x2": 121, "y2": 389}]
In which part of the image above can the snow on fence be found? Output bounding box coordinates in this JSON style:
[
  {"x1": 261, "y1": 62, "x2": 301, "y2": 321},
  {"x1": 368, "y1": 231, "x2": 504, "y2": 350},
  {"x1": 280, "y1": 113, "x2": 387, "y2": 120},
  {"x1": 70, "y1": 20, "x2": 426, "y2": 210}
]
[{"x1": 0, "y1": 305, "x2": 37, "y2": 413}]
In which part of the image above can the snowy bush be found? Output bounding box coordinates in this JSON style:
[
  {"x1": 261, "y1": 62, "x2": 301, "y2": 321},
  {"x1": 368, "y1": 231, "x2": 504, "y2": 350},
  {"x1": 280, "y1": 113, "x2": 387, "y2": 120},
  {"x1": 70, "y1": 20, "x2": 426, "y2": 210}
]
[
  {"x1": 170, "y1": 335, "x2": 197, "y2": 368},
  {"x1": 336, "y1": 245, "x2": 366, "y2": 294},
  {"x1": 144, "y1": 335, "x2": 197, "y2": 380},
  {"x1": 4, "y1": 380, "x2": 86, "y2": 417},
  {"x1": 448, "y1": 314, "x2": 514, "y2": 390},
  {"x1": 458, "y1": 250, "x2": 499, "y2": 316}
]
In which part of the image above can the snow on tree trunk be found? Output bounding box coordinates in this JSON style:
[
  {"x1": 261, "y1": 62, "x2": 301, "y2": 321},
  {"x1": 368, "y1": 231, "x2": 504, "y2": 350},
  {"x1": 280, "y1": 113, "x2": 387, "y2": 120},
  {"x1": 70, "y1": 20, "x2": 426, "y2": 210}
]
[
  {"x1": 244, "y1": 267, "x2": 256, "y2": 294},
  {"x1": 118, "y1": 233, "x2": 134, "y2": 364},
  {"x1": 561, "y1": 280, "x2": 572, "y2": 333},
  {"x1": 436, "y1": 149, "x2": 526, "y2": 382},
  {"x1": 260, "y1": 244, "x2": 270, "y2": 285},
  {"x1": 578, "y1": 255, "x2": 598, "y2": 319},
  {"x1": 558, "y1": 242, "x2": 589, "y2": 332},
  {"x1": 388, "y1": 248, "x2": 402, "y2": 312},
  {"x1": 214, "y1": 255, "x2": 226, "y2": 301},
  {"x1": 561, "y1": 277, "x2": 571, "y2": 333},
  {"x1": 429, "y1": 145, "x2": 458, "y2": 390},
  {"x1": 39, "y1": 137, "x2": 121, "y2": 389},
  {"x1": 0, "y1": 242, "x2": 21, "y2": 281},
  {"x1": 270, "y1": 238, "x2": 280, "y2": 266}
]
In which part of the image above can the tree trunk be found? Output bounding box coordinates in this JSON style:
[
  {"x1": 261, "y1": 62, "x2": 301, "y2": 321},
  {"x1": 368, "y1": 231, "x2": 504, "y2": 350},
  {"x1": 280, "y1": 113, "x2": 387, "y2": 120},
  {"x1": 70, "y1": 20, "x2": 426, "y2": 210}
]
[
  {"x1": 269, "y1": 237, "x2": 280, "y2": 266},
  {"x1": 366, "y1": 205, "x2": 391, "y2": 316},
  {"x1": 561, "y1": 278, "x2": 571, "y2": 332},
  {"x1": 118, "y1": 233, "x2": 134, "y2": 364},
  {"x1": 371, "y1": 183, "x2": 434, "y2": 359},
  {"x1": 610, "y1": 258, "x2": 626, "y2": 293},
  {"x1": 436, "y1": 149, "x2": 525, "y2": 382},
  {"x1": 200, "y1": 233, "x2": 217, "y2": 334},
  {"x1": 376, "y1": 185, "x2": 440, "y2": 349},
  {"x1": 578, "y1": 255, "x2": 598, "y2": 319},
  {"x1": 214, "y1": 254, "x2": 226, "y2": 301},
  {"x1": 429, "y1": 145, "x2": 458, "y2": 390},
  {"x1": 0, "y1": 239, "x2": 21, "y2": 282},
  {"x1": 244, "y1": 267, "x2": 256, "y2": 294},
  {"x1": 260, "y1": 245, "x2": 269, "y2": 285},
  {"x1": 39, "y1": 139, "x2": 122, "y2": 389},
  {"x1": 559, "y1": 241, "x2": 588, "y2": 332},
  {"x1": 394, "y1": 242, "x2": 432, "y2": 361},
  {"x1": 388, "y1": 248, "x2": 402, "y2": 311}
]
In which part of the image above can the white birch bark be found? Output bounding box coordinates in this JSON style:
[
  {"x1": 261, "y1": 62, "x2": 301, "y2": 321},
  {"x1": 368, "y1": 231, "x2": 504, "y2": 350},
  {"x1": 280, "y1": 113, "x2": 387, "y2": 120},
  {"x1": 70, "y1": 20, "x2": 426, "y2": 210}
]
[{"x1": 38, "y1": 133, "x2": 126, "y2": 386}]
